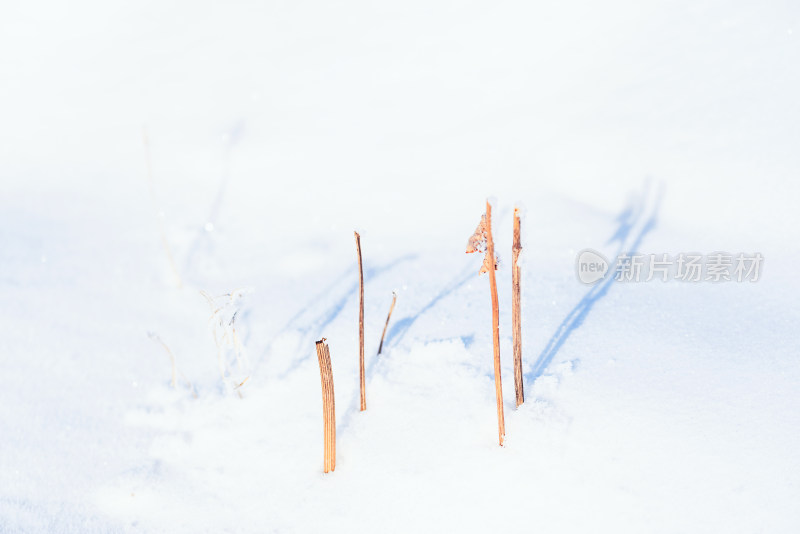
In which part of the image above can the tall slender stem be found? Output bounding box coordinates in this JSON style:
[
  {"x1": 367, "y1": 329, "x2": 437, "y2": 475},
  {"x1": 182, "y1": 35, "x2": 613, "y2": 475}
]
[
  {"x1": 512, "y1": 208, "x2": 524, "y2": 407},
  {"x1": 355, "y1": 232, "x2": 366, "y2": 411},
  {"x1": 485, "y1": 201, "x2": 505, "y2": 446}
]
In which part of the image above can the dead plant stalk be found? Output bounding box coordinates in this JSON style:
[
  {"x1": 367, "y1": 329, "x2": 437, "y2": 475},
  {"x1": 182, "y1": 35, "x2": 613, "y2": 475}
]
[
  {"x1": 485, "y1": 202, "x2": 506, "y2": 445},
  {"x1": 466, "y1": 200, "x2": 506, "y2": 446},
  {"x1": 315, "y1": 338, "x2": 336, "y2": 473},
  {"x1": 355, "y1": 231, "x2": 366, "y2": 411},
  {"x1": 377, "y1": 292, "x2": 397, "y2": 355},
  {"x1": 512, "y1": 208, "x2": 524, "y2": 406}
]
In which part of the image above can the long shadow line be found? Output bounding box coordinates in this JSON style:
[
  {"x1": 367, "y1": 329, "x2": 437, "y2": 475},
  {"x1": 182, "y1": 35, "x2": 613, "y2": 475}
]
[
  {"x1": 527, "y1": 183, "x2": 662, "y2": 381},
  {"x1": 379, "y1": 206, "x2": 519, "y2": 352},
  {"x1": 296, "y1": 254, "x2": 416, "y2": 339},
  {"x1": 255, "y1": 253, "x2": 417, "y2": 377},
  {"x1": 336, "y1": 263, "x2": 476, "y2": 435},
  {"x1": 382, "y1": 267, "x2": 475, "y2": 350}
]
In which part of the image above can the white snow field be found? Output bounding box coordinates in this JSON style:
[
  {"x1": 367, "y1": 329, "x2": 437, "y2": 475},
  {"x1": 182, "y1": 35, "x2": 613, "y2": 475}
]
[{"x1": 1, "y1": 1, "x2": 799, "y2": 532}]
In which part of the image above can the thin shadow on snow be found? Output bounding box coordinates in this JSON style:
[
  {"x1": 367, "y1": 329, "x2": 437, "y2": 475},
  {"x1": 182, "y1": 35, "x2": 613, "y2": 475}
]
[
  {"x1": 300, "y1": 254, "x2": 417, "y2": 339},
  {"x1": 336, "y1": 265, "x2": 476, "y2": 435},
  {"x1": 256, "y1": 253, "x2": 417, "y2": 376},
  {"x1": 527, "y1": 182, "x2": 662, "y2": 382},
  {"x1": 383, "y1": 267, "x2": 475, "y2": 350},
  {"x1": 381, "y1": 207, "x2": 516, "y2": 352}
]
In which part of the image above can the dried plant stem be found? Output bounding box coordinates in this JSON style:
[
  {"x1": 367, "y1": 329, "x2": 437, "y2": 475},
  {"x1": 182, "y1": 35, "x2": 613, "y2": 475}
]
[
  {"x1": 512, "y1": 208, "x2": 524, "y2": 407},
  {"x1": 377, "y1": 292, "x2": 397, "y2": 355},
  {"x1": 142, "y1": 127, "x2": 182, "y2": 288},
  {"x1": 199, "y1": 289, "x2": 247, "y2": 385},
  {"x1": 148, "y1": 332, "x2": 197, "y2": 397},
  {"x1": 316, "y1": 338, "x2": 336, "y2": 473},
  {"x1": 485, "y1": 201, "x2": 506, "y2": 446},
  {"x1": 355, "y1": 231, "x2": 366, "y2": 411},
  {"x1": 149, "y1": 332, "x2": 177, "y2": 388}
]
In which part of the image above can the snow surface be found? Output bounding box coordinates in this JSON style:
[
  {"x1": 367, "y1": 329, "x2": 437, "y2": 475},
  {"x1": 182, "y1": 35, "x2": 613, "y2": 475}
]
[{"x1": 1, "y1": 1, "x2": 799, "y2": 532}]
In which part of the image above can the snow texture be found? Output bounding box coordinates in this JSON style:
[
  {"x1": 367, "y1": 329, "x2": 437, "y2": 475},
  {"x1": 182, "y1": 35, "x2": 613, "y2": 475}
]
[{"x1": 1, "y1": 1, "x2": 799, "y2": 532}]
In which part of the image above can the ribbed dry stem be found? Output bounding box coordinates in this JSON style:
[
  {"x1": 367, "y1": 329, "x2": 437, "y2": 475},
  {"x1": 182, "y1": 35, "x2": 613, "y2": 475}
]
[
  {"x1": 355, "y1": 231, "x2": 366, "y2": 411},
  {"x1": 377, "y1": 292, "x2": 397, "y2": 355},
  {"x1": 512, "y1": 207, "x2": 524, "y2": 407},
  {"x1": 485, "y1": 201, "x2": 506, "y2": 446},
  {"x1": 316, "y1": 338, "x2": 336, "y2": 473}
]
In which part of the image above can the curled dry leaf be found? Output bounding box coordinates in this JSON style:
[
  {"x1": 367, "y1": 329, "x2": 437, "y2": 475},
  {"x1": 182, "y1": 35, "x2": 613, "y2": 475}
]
[
  {"x1": 466, "y1": 215, "x2": 488, "y2": 254},
  {"x1": 479, "y1": 254, "x2": 499, "y2": 275},
  {"x1": 467, "y1": 213, "x2": 498, "y2": 275}
]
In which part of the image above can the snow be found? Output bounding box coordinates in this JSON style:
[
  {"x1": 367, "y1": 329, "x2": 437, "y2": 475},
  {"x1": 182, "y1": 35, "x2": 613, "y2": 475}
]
[{"x1": 1, "y1": 0, "x2": 800, "y2": 532}]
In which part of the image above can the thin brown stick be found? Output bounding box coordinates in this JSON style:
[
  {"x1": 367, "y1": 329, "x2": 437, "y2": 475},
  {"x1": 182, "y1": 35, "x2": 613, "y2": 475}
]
[
  {"x1": 512, "y1": 207, "x2": 524, "y2": 407},
  {"x1": 143, "y1": 127, "x2": 182, "y2": 288},
  {"x1": 355, "y1": 231, "x2": 366, "y2": 411},
  {"x1": 316, "y1": 338, "x2": 336, "y2": 473},
  {"x1": 325, "y1": 343, "x2": 335, "y2": 470},
  {"x1": 377, "y1": 291, "x2": 397, "y2": 355},
  {"x1": 485, "y1": 201, "x2": 506, "y2": 446}
]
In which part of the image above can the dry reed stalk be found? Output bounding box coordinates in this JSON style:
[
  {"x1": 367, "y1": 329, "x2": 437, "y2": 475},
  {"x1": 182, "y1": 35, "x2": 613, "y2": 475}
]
[
  {"x1": 315, "y1": 338, "x2": 336, "y2": 473},
  {"x1": 466, "y1": 201, "x2": 505, "y2": 446},
  {"x1": 485, "y1": 201, "x2": 506, "y2": 445},
  {"x1": 512, "y1": 207, "x2": 524, "y2": 407},
  {"x1": 354, "y1": 231, "x2": 366, "y2": 411},
  {"x1": 377, "y1": 291, "x2": 397, "y2": 355}
]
